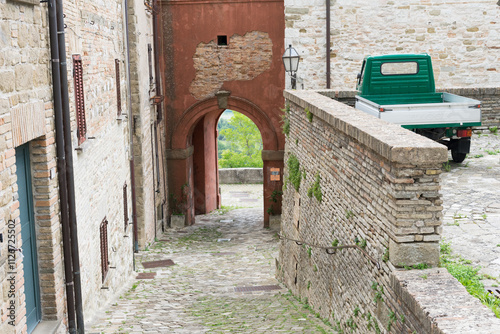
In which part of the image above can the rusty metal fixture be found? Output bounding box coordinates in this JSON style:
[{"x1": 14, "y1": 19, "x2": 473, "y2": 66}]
[
  {"x1": 278, "y1": 233, "x2": 381, "y2": 270},
  {"x1": 150, "y1": 95, "x2": 164, "y2": 105},
  {"x1": 234, "y1": 285, "x2": 282, "y2": 292},
  {"x1": 142, "y1": 259, "x2": 175, "y2": 269}
]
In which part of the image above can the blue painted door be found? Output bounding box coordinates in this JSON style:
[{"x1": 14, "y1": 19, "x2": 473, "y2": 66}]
[{"x1": 16, "y1": 144, "x2": 41, "y2": 333}]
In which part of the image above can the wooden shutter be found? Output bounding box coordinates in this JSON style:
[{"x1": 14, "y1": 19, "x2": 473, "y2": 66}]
[
  {"x1": 115, "y1": 59, "x2": 122, "y2": 116},
  {"x1": 100, "y1": 218, "x2": 109, "y2": 282},
  {"x1": 123, "y1": 183, "x2": 128, "y2": 230},
  {"x1": 73, "y1": 55, "x2": 87, "y2": 145}
]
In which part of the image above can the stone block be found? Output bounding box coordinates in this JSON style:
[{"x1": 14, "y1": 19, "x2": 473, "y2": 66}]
[
  {"x1": 170, "y1": 215, "x2": 185, "y2": 228},
  {"x1": 389, "y1": 239, "x2": 439, "y2": 267},
  {"x1": 269, "y1": 215, "x2": 281, "y2": 232},
  {"x1": 15, "y1": 64, "x2": 33, "y2": 91}
]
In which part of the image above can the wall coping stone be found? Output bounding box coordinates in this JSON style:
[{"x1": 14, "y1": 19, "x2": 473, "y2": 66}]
[
  {"x1": 392, "y1": 268, "x2": 500, "y2": 333},
  {"x1": 284, "y1": 90, "x2": 448, "y2": 165}
]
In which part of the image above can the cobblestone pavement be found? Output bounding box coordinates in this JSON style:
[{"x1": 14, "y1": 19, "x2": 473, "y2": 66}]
[
  {"x1": 90, "y1": 207, "x2": 335, "y2": 333},
  {"x1": 90, "y1": 132, "x2": 500, "y2": 333},
  {"x1": 441, "y1": 131, "x2": 500, "y2": 287}
]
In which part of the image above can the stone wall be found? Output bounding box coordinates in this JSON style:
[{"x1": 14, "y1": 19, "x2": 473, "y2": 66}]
[
  {"x1": 219, "y1": 168, "x2": 263, "y2": 184},
  {"x1": 285, "y1": 0, "x2": 500, "y2": 90},
  {"x1": 0, "y1": 1, "x2": 67, "y2": 332},
  {"x1": 319, "y1": 88, "x2": 500, "y2": 127},
  {"x1": 0, "y1": 0, "x2": 164, "y2": 331},
  {"x1": 277, "y1": 90, "x2": 499, "y2": 333},
  {"x1": 127, "y1": 0, "x2": 167, "y2": 248}
]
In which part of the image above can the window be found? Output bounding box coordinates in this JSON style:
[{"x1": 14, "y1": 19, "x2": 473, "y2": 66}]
[
  {"x1": 115, "y1": 59, "x2": 122, "y2": 116},
  {"x1": 73, "y1": 55, "x2": 87, "y2": 145},
  {"x1": 217, "y1": 35, "x2": 228, "y2": 46},
  {"x1": 380, "y1": 62, "x2": 419, "y2": 76},
  {"x1": 123, "y1": 183, "x2": 128, "y2": 231},
  {"x1": 100, "y1": 218, "x2": 109, "y2": 283},
  {"x1": 148, "y1": 44, "x2": 154, "y2": 87}
]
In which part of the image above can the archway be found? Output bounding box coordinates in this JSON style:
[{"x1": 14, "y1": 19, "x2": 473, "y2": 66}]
[{"x1": 168, "y1": 95, "x2": 284, "y2": 227}]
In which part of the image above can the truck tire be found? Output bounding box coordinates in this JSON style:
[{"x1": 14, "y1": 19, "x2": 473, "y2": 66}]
[{"x1": 451, "y1": 150, "x2": 467, "y2": 163}]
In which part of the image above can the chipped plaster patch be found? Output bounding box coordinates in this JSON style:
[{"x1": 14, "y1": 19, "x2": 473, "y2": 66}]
[{"x1": 189, "y1": 31, "x2": 273, "y2": 100}]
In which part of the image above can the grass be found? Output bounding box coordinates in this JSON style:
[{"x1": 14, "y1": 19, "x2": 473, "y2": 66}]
[{"x1": 440, "y1": 240, "x2": 500, "y2": 318}]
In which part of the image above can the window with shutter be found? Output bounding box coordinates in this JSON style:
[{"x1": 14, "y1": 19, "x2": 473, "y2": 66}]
[
  {"x1": 73, "y1": 55, "x2": 87, "y2": 146},
  {"x1": 100, "y1": 218, "x2": 109, "y2": 282},
  {"x1": 123, "y1": 183, "x2": 128, "y2": 231},
  {"x1": 115, "y1": 59, "x2": 122, "y2": 116}
]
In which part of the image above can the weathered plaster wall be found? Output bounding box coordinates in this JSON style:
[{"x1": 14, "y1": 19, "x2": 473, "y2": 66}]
[{"x1": 285, "y1": 0, "x2": 500, "y2": 90}]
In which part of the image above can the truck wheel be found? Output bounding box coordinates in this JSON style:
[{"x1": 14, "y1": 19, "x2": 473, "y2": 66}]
[{"x1": 451, "y1": 150, "x2": 467, "y2": 163}]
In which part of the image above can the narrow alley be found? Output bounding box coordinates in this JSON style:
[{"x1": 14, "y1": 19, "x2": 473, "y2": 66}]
[
  {"x1": 89, "y1": 205, "x2": 335, "y2": 333},
  {"x1": 89, "y1": 133, "x2": 500, "y2": 334}
]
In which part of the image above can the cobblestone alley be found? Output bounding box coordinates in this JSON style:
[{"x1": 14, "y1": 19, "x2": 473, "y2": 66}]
[{"x1": 90, "y1": 133, "x2": 500, "y2": 334}]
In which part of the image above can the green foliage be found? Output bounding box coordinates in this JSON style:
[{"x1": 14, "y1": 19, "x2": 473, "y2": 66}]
[
  {"x1": 442, "y1": 160, "x2": 451, "y2": 172},
  {"x1": 490, "y1": 126, "x2": 498, "y2": 134},
  {"x1": 353, "y1": 306, "x2": 360, "y2": 317},
  {"x1": 440, "y1": 240, "x2": 500, "y2": 318},
  {"x1": 345, "y1": 210, "x2": 354, "y2": 219},
  {"x1": 281, "y1": 104, "x2": 291, "y2": 136},
  {"x1": 346, "y1": 317, "x2": 357, "y2": 331},
  {"x1": 331, "y1": 239, "x2": 339, "y2": 247},
  {"x1": 305, "y1": 107, "x2": 313, "y2": 122},
  {"x1": 307, "y1": 247, "x2": 312, "y2": 258},
  {"x1": 382, "y1": 248, "x2": 389, "y2": 263},
  {"x1": 371, "y1": 282, "x2": 384, "y2": 304},
  {"x1": 218, "y1": 112, "x2": 263, "y2": 168},
  {"x1": 287, "y1": 154, "x2": 301, "y2": 191},
  {"x1": 307, "y1": 173, "x2": 323, "y2": 202},
  {"x1": 403, "y1": 263, "x2": 429, "y2": 270}
]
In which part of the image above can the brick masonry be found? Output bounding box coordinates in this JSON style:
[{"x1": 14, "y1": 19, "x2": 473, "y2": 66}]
[
  {"x1": 189, "y1": 31, "x2": 273, "y2": 100},
  {"x1": 285, "y1": 0, "x2": 500, "y2": 91},
  {"x1": 277, "y1": 90, "x2": 499, "y2": 333}
]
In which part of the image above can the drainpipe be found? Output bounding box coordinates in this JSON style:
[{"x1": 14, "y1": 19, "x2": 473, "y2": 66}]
[
  {"x1": 47, "y1": 0, "x2": 77, "y2": 332},
  {"x1": 124, "y1": 0, "x2": 139, "y2": 254},
  {"x1": 54, "y1": 0, "x2": 85, "y2": 331},
  {"x1": 326, "y1": 0, "x2": 331, "y2": 89},
  {"x1": 153, "y1": 0, "x2": 168, "y2": 216}
]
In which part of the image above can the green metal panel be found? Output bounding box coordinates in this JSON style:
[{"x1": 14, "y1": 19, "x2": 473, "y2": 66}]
[
  {"x1": 15, "y1": 144, "x2": 41, "y2": 333},
  {"x1": 359, "y1": 54, "x2": 435, "y2": 97}
]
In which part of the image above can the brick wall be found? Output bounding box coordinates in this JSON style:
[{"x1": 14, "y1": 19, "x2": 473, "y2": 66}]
[
  {"x1": 318, "y1": 88, "x2": 500, "y2": 127},
  {"x1": 277, "y1": 90, "x2": 499, "y2": 333},
  {"x1": 285, "y1": 0, "x2": 500, "y2": 90},
  {"x1": 189, "y1": 31, "x2": 273, "y2": 100}
]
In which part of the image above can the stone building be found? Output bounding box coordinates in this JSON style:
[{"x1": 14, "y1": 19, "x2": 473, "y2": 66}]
[
  {"x1": 0, "y1": 0, "x2": 165, "y2": 332},
  {"x1": 285, "y1": 0, "x2": 500, "y2": 91}
]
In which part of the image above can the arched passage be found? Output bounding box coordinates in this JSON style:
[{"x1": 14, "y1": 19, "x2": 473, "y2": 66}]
[{"x1": 167, "y1": 95, "x2": 284, "y2": 227}]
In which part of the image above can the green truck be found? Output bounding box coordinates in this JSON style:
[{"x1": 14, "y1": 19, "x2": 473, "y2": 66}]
[{"x1": 355, "y1": 54, "x2": 481, "y2": 162}]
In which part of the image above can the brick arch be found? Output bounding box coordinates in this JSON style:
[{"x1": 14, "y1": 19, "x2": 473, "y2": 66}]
[{"x1": 171, "y1": 96, "x2": 280, "y2": 151}]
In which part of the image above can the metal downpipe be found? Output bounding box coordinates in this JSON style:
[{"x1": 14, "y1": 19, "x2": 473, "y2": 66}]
[
  {"x1": 54, "y1": 0, "x2": 85, "y2": 331},
  {"x1": 47, "y1": 0, "x2": 77, "y2": 332},
  {"x1": 326, "y1": 0, "x2": 331, "y2": 89}
]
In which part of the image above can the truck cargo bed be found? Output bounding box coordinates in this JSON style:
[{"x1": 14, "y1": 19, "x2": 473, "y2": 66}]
[{"x1": 355, "y1": 92, "x2": 481, "y2": 129}]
